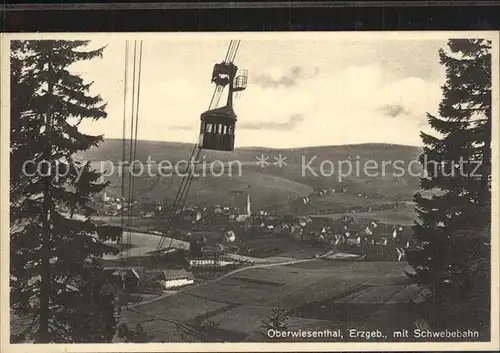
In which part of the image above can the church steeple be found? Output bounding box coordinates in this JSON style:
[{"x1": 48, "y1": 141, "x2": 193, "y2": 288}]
[{"x1": 247, "y1": 193, "x2": 251, "y2": 216}]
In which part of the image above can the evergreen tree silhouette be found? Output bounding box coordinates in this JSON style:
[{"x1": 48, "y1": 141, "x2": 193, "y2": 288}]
[
  {"x1": 261, "y1": 298, "x2": 289, "y2": 332},
  {"x1": 407, "y1": 39, "x2": 491, "y2": 330},
  {"x1": 10, "y1": 40, "x2": 122, "y2": 343}
]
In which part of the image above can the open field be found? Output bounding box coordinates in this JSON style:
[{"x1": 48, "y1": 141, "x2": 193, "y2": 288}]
[
  {"x1": 95, "y1": 215, "x2": 161, "y2": 229},
  {"x1": 237, "y1": 235, "x2": 329, "y2": 259},
  {"x1": 102, "y1": 231, "x2": 189, "y2": 263},
  {"x1": 119, "y1": 260, "x2": 429, "y2": 342}
]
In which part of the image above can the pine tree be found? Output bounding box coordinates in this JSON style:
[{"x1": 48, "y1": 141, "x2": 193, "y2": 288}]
[
  {"x1": 117, "y1": 323, "x2": 155, "y2": 343},
  {"x1": 261, "y1": 298, "x2": 289, "y2": 332},
  {"x1": 194, "y1": 317, "x2": 221, "y2": 342},
  {"x1": 407, "y1": 39, "x2": 491, "y2": 326},
  {"x1": 10, "y1": 40, "x2": 122, "y2": 343}
]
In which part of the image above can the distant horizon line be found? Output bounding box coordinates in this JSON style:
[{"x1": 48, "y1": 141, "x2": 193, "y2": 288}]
[{"x1": 99, "y1": 137, "x2": 423, "y2": 150}]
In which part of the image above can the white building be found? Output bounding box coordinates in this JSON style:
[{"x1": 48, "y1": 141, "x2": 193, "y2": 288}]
[
  {"x1": 158, "y1": 270, "x2": 194, "y2": 289},
  {"x1": 189, "y1": 258, "x2": 217, "y2": 267}
]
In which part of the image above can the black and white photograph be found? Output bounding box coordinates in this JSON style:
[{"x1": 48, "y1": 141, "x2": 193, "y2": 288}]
[{"x1": 2, "y1": 32, "x2": 499, "y2": 350}]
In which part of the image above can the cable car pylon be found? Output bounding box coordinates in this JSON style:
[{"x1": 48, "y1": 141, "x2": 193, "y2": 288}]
[{"x1": 155, "y1": 40, "x2": 247, "y2": 255}]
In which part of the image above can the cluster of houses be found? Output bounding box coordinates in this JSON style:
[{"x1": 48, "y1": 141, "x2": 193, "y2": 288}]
[
  {"x1": 180, "y1": 211, "x2": 415, "y2": 264},
  {"x1": 96, "y1": 190, "x2": 256, "y2": 222},
  {"x1": 100, "y1": 215, "x2": 416, "y2": 296},
  {"x1": 187, "y1": 231, "x2": 240, "y2": 267},
  {"x1": 173, "y1": 192, "x2": 415, "y2": 262},
  {"x1": 97, "y1": 192, "x2": 126, "y2": 216},
  {"x1": 241, "y1": 213, "x2": 415, "y2": 261},
  {"x1": 98, "y1": 189, "x2": 415, "y2": 263},
  {"x1": 289, "y1": 186, "x2": 409, "y2": 215},
  {"x1": 102, "y1": 237, "x2": 241, "y2": 295}
]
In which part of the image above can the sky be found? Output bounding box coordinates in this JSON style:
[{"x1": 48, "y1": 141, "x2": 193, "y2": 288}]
[{"x1": 72, "y1": 36, "x2": 447, "y2": 148}]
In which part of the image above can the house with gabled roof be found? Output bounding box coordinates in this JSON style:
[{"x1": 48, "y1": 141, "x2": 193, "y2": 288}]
[{"x1": 144, "y1": 269, "x2": 195, "y2": 290}]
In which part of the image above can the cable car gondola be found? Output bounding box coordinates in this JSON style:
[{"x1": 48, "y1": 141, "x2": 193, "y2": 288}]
[
  {"x1": 199, "y1": 59, "x2": 248, "y2": 151},
  {"x1": 156, "y1": 40, "x2": 246, "y2": 254}
]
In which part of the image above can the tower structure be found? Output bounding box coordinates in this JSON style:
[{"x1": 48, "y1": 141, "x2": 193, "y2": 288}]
[{"x1": 246, "y1": 193, "x2": 252, "y2": 216}]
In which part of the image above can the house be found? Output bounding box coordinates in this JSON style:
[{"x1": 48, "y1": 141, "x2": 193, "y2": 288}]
[
  {"x1": 225, "y1": 230, "x2": 236, "y2": 242},
  {"x1": 154, "y1": 269, "x2": 194, "y2": 289},
  {"x1": 244, "y1": 215, "x2": 280, "y2": 233},
  {"x1": 236, "y1": 214, "x2": 250, "y2": 222},
  {"x1": 332, "y1": 234, "x2": 345, "y2": 245},
  {"x1": 104, "y1": 267, "x2": 141, "y2": 291},
  {"x1": 202, "y1": 243, "x2": 225, "y2": 256},
  {"x1": 189, "y1": 258, "x2": 218, "y2": 268},
  {"x1": 272, "y1": 224, "x2": 288, "y2": 235},
  {"x1": 318, "y1": 189, "x2": 328, "y2": 196},
  {"x1": 244, "y1": 216, "x2": 254, "y2": 231},
  {"x1": 289, "y1": 224, "x2": 303, "y2": 240},
  {"x1": 376, "y1": 237, "x2": 388, "y2": 246},
  {"x1": 331, "y1": 218, "x2": 348, "y2": 234},
  {"x1": 344, "y1": 222, "x2": 365, "y2": 238},
  {"x1": 297, "y1": 216, "x2": 312, "y2": 227},
  {"x1": 302, "y1": 221, "x2": 329, "y2": 242},
  {"x1": 188, "y1": 243, "x2": 224, "y2": 269},
  {"x1": 226, "y1": 245, "x2": 239, "y2": 254},
  {"x1": 188, "y1": 233, "x2": 206, "y2": 257},
  {"x1": 390, "y1": 225, "x2": 415, "y2": 260},
  {"x1": 301, "y1": 197, "x2": 310, "y2": 205},
  {"x1": 346, "y1": 235, "x2": 361, "y2": 246}
]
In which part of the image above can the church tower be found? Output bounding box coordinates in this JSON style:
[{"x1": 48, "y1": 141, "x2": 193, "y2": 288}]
[{"x1": 247, "y1": 193, "x2": 252, "y2": 216}]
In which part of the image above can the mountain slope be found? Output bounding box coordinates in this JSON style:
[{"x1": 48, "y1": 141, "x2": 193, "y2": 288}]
[{"x1": 81, "y1": 139, "x2": 423, "y2": 212}]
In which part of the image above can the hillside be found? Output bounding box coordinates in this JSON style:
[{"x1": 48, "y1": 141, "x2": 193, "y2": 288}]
[{"x1": 80, "y1": 139, "x2": 424, "y2": 213}]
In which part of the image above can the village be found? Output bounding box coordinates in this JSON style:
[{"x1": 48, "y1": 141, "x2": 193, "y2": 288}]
[
  {"x1": 8, "y1": 30, "x2": 494, "y2": 346},
  {"x1": 92, "y1": 187, "x2": 416, "y2": 307}
]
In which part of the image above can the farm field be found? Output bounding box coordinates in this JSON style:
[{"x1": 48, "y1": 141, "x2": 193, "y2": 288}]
[
  {"x1": 311, "y1": 204, "x2": 417, "y2": 226},
  {"x1": 237, "y1": 235, "x2": 329, "y2": 259},
  {"x1": 119, "y1": 260, "x2": 425, "y2": 342}
]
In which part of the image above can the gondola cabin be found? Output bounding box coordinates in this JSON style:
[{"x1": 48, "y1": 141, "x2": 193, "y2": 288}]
[
  {"x1": 199, "y1": 61, "x2": 247, "y2": 152},
  {"x1": 199, "y1": 106, "x2": 237, "y2": 151}
]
